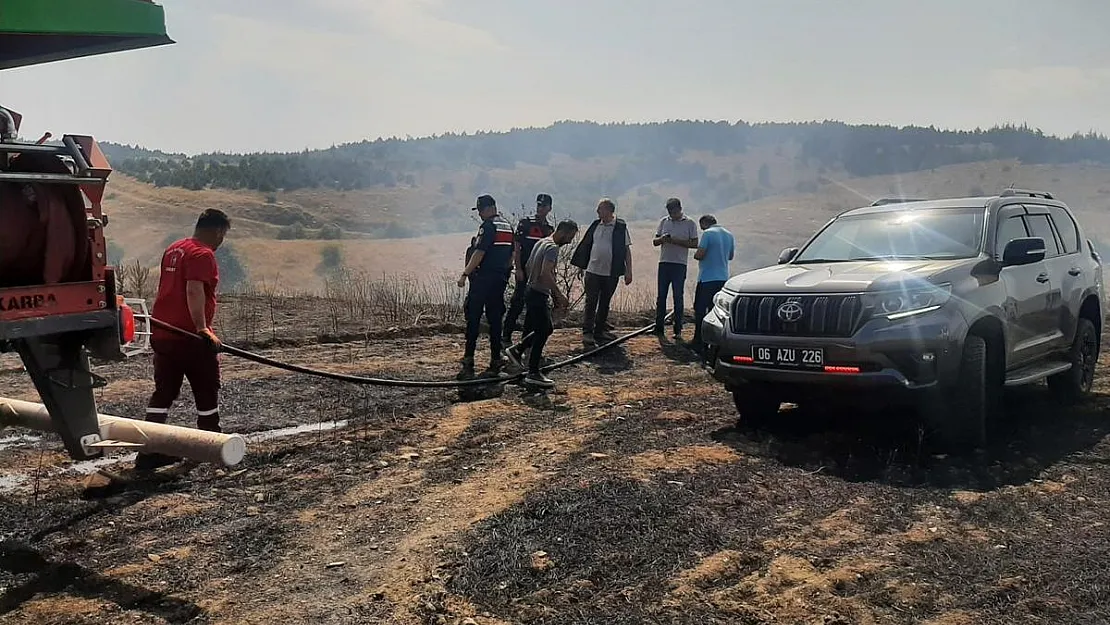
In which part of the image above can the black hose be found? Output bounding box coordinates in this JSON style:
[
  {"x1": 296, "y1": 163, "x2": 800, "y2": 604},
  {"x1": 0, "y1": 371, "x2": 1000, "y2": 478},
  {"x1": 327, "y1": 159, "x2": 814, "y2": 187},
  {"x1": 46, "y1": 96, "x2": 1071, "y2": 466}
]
[
  {"x1": 148, "y1": 312, "x2": 671, "y2": 389},
  {"x1": 541, "y1": 312, "x2": 672, "y2": 371}
]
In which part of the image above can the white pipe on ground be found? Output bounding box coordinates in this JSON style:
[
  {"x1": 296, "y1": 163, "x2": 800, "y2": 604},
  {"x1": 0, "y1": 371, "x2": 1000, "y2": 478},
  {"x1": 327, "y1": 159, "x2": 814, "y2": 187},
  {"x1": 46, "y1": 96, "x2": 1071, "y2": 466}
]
[{"x1": 0, "y1": 397, "x2": 246, "y2": 466}]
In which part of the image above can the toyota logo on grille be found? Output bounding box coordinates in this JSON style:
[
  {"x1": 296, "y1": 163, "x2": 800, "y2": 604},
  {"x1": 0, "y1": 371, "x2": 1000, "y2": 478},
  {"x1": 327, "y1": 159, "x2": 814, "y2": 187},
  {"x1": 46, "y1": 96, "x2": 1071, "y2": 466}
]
[{"x1": 777, "y1": 301, "x2": 803, "y2": 323}]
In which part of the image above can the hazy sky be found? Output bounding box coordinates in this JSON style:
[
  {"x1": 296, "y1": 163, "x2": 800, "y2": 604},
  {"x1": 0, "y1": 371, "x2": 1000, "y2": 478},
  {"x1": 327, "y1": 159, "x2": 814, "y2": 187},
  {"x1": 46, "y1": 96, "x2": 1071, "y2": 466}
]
[{"x1": 5, "y1": 0, "x2": 1110, "y2": 154}]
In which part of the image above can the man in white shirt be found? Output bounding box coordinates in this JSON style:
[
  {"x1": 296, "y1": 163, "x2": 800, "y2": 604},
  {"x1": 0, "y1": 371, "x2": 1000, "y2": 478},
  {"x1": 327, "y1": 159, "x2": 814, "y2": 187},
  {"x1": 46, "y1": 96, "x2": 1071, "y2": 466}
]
[
  {"x1": 652, "y1": 197, "x2": 698, "y2": 338},
  {"x1": 569, "y1": 198, "x2": 634, "y2": 347}
]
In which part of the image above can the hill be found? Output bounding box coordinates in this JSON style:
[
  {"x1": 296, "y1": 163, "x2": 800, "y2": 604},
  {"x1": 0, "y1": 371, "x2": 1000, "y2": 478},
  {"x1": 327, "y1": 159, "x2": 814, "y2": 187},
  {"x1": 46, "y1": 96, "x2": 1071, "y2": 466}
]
[
  {"x1": 92, "y1": 120, "x2": 1110, "y2": 295},
  {"x1": 100, "y1": 120, "x2": 1110, "y2": 242}
]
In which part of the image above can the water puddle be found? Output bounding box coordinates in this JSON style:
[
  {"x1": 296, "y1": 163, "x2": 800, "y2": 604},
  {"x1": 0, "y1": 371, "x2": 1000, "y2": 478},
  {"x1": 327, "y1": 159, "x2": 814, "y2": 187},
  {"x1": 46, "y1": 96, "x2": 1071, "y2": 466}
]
[
  {"x1": 0, "y1": 433, "x2": 41, "y2": 451},
  {"x1": 69, "y1": 453, "x2": 139, "y2": 475},
  {"x1": 0, "y1": 419, "x2": 353, "y2": 493},
  {"x1": 246, "y1": 420, "x2": 350, "y2": 443},
  {"x1": 0, "y1": 474, "x2": 27, "y2": 491}
]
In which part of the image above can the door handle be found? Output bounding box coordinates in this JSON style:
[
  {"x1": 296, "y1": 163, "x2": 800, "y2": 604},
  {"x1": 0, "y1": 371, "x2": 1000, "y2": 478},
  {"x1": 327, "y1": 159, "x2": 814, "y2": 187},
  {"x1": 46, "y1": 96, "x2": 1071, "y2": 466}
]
[
  {"x1": 1036, "y1": 273, "x2": 1049, "y2": 283},
  {"x1": 1069, "y1": 267, "x2": 1082, "y2": 276}
]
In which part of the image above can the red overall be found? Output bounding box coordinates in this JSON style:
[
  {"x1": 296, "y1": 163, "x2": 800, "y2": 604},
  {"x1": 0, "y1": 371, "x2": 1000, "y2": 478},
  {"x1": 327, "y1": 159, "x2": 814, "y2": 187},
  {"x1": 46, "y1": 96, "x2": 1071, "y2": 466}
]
[{"x1": 145, "y1": 237, "x2": 222, "y2": 432}]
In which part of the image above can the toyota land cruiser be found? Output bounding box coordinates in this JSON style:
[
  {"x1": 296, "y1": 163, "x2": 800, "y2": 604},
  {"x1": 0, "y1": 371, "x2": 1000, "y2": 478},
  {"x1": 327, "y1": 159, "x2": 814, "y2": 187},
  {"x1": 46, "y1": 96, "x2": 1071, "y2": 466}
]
[{"x1": 701, "y1": 188, "x2": 1106, "y2": 449}]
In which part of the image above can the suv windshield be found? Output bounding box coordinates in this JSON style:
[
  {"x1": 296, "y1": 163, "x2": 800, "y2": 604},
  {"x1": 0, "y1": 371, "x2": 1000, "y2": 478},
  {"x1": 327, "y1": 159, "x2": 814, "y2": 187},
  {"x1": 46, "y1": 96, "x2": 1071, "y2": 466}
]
[{"x1": 794, "y1": 207, "x2": 985, "y2": 263}]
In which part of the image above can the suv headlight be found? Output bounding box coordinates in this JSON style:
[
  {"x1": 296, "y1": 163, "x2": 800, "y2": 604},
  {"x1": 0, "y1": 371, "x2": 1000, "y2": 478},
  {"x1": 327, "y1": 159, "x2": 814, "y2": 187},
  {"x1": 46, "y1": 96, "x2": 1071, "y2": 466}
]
[
  {"x1": 712, "y1": 289, "x2": 737, "y2": 317},
  {"x1": 864, "y1": 283, "x2": 951, "y2": 320}
]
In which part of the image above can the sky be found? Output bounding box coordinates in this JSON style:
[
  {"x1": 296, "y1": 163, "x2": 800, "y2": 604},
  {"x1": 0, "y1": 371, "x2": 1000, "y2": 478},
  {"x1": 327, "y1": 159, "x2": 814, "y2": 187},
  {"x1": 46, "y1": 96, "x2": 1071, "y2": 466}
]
[{"x1": 5, "y1": 0, "x2": 1110, "y2": 155}]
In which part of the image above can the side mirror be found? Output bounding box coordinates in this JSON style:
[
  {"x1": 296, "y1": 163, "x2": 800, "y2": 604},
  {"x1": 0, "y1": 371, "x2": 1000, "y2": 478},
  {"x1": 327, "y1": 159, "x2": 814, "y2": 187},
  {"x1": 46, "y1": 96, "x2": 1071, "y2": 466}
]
[
  {"x1": 778, "y1": 247, "x2": 799, "y2": 264},
  {"x1": 1002, "y1": 237, "x2": 1046, "y2": 267}
]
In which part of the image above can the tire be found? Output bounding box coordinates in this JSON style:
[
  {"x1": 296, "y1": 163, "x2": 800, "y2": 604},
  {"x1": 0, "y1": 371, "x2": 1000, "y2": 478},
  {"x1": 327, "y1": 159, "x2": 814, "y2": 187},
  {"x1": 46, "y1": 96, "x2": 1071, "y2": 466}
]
[
  {"x1": 732, "y1": 385, "x2": 782, "y2": 429},
  {"x1": 928, "y1": 334, "x2": 991, "y2": 451},
  {"x1": 1048, "y1": 317, "x2": 1099, "y2": 404}
]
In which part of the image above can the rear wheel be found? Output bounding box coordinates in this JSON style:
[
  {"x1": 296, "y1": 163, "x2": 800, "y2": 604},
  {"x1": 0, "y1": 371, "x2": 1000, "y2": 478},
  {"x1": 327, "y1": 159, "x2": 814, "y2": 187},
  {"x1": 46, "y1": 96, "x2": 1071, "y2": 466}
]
[
  {"x1": 1048, "y1": 318, "x2": 1099, "y2": 403},
  {"x1": 927, "y1": 334, "x2": 993, "y2": 451},
  {"x1": 732, "y1": 384, "x2": 782, "y2": 429}
]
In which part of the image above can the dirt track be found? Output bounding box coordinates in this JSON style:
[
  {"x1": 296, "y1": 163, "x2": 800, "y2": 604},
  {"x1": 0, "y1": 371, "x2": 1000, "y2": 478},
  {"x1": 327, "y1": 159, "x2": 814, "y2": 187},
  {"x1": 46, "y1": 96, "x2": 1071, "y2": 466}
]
[{"x1": 1, "y1": 328, "x2": 1110, "y2": 625}]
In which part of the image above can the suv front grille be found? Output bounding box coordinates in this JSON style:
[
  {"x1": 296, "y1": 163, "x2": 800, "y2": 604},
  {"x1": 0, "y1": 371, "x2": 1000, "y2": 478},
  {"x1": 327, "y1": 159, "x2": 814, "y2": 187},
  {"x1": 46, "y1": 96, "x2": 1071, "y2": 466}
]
[{"x1": 730, "y1": 294, "x2": 865, "y2": 337}]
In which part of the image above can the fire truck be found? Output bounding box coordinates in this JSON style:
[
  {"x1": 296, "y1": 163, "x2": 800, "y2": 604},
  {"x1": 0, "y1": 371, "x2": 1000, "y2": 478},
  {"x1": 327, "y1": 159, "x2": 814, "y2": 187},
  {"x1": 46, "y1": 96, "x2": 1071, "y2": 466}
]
[{"x1": 1, "y1": 0, "x2": 173, "y2": 460}]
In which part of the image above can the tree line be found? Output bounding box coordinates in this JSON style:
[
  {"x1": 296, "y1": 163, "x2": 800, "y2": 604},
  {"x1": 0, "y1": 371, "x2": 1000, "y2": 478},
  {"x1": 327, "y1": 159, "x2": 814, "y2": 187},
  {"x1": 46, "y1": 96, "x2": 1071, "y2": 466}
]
[{"x1": 102, "y1": 120, "x2": 1110, "y2": 194}]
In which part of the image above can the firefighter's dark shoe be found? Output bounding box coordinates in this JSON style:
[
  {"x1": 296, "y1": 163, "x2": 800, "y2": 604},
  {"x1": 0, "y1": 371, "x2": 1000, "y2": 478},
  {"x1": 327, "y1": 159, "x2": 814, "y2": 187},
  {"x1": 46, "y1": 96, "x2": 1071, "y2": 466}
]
[
  {"x1": 134, "y1": 452, "x2": 179, "y2": 472},
  {"x1": 489, "y1": 356, "x2": 507, "y2": 373},
  {"x1": 524, "y1": 371, "x2": 555, "y2": 389},
  {"x1": 197, "y1": 419, "x2": 222, "y2": 433},
  {"x1": 597, "y1": 330, "x2": 618, "y2": 343},
  {"x1": 460, "y1": 354, "x2": 475, "y2": 370},
  {"x1": 582, "y1": 333, "x2": 597, "y2": 347}
]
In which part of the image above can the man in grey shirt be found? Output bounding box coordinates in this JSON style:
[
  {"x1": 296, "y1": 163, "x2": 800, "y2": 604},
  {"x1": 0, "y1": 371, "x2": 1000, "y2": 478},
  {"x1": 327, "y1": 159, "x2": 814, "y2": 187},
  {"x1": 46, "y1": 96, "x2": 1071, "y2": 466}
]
[
  {"x1": 511, "y1": 219, "x2": 579, "y2": 388},
  {"x1": 652, "y1": 197, "x2": 699, "y2": 338}
]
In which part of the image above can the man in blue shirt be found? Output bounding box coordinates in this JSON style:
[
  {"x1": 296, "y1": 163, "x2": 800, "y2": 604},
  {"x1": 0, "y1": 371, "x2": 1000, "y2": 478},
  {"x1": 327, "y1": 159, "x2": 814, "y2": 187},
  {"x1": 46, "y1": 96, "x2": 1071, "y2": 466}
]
[{"x1": 692, "y1": 214, "x2": 735, "y2": 352}]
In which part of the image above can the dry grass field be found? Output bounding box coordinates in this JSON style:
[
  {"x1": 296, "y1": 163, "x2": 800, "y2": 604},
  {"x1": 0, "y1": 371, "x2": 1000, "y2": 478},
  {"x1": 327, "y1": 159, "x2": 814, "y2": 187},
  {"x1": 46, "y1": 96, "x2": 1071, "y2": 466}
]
[{"x1": 102, "y1": 158, "x2": 1110, "y2": 303}]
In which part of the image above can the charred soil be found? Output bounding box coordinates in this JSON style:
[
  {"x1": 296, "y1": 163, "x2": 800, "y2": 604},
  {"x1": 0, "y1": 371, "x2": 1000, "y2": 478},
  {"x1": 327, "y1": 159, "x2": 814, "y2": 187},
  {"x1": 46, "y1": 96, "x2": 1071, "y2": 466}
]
[{"x1": 1, "y1": 329, "x2": 1110, "y2": 624}]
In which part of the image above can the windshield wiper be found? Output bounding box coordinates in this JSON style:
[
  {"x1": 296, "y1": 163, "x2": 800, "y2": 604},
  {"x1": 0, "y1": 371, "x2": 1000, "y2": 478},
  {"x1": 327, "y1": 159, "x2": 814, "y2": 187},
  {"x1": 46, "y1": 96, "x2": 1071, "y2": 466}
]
[{"x1": 792, "y1": 258, "x2": 858, "y2": 264}]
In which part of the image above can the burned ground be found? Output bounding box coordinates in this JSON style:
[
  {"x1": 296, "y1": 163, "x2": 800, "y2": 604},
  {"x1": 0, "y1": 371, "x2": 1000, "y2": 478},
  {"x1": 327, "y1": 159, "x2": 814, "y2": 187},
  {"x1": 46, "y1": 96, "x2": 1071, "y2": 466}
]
[{"x1": 1, "y1": 329, "x2": 1109, "y2": 624}]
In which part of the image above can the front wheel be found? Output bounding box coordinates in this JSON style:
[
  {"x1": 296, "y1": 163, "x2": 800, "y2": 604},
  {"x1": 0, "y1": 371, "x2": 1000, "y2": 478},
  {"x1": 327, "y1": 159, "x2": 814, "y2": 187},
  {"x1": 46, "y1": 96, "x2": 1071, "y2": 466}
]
[
  {"x1": 1048, "y1": 318, "x2": 1099, "y2": 404},
  {"x1": 925, "y1": 334, "x2": 995, "y2": 451},
  {"x1": 732, "y1": 385, "x2": 782, "y2": 429}
]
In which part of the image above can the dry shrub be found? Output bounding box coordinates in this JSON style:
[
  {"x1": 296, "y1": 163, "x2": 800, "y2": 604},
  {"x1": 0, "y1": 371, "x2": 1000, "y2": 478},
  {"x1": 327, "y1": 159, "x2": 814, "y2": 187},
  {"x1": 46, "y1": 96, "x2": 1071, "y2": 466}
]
[
  {"x1": 117, "y1": 259, "x2": 154, "y2": 299},
  {"x1": 213, "y1": 266, "x2": 676, "y2": 344},
  {"x1": 321, "y1": 268, "x2": 464, "y2": 331},
  {"x1": 556, "y1": 244, "x2": 585, "y2": 309}
]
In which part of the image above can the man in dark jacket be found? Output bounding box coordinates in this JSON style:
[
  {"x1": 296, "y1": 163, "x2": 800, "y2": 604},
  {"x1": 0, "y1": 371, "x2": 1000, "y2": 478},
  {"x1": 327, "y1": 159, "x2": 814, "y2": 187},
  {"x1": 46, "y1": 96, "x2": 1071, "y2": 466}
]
[
  {"x1": 503, "y1": 193, "x2": 555, "y2": 343},
  {"x1": 569, "y1": 198, "x2": 633, "y2": 347},
  {"x1": 458, "y1": 194, "x2": 514, "y2": 372}
]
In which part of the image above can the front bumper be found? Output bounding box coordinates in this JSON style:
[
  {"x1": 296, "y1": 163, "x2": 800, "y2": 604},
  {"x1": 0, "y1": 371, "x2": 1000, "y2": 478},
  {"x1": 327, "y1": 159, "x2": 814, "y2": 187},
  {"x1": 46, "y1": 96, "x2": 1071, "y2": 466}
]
[{"x1": 701, "y1": 304, "x2": 966, "y2": 393}]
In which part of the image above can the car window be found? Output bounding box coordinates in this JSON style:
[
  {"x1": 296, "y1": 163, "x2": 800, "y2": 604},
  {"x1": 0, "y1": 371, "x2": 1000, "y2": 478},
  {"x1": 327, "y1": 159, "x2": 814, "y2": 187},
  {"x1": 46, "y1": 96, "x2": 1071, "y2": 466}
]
[
  {"x1": 1047, "y1": 206, "x2": 1079, "y2": 254},
  {"x1": 1025, "y1": 214, "x2": 1061, "y2": 257},
  {"x1": 995, "y1": 215, "x2": 1028, "y2": 254}
]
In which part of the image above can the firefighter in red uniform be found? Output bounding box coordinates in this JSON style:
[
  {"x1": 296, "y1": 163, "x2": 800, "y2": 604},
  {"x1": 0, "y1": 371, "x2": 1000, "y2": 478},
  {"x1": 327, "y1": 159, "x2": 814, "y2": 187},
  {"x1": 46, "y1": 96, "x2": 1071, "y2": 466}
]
[{"x1": 135, "y1": 209, "x2": 230, "y2": 471}]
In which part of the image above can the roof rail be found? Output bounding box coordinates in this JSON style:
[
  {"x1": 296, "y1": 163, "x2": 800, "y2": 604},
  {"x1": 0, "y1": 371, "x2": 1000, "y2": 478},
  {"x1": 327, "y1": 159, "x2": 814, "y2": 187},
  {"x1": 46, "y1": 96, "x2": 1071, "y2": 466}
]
[
  {"x1": 999, "y1": 188, "x2": 1054, "y2": 200},
  {"x1": 869, "y1": 197, "x2": 928, "y2": 207}
]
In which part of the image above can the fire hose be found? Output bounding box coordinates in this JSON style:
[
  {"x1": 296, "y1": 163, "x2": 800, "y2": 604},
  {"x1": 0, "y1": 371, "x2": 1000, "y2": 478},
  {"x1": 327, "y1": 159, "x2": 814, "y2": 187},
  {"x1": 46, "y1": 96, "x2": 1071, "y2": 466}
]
[{"x1": 148, "y1": 311, "x2": 673, "y2": 389}]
